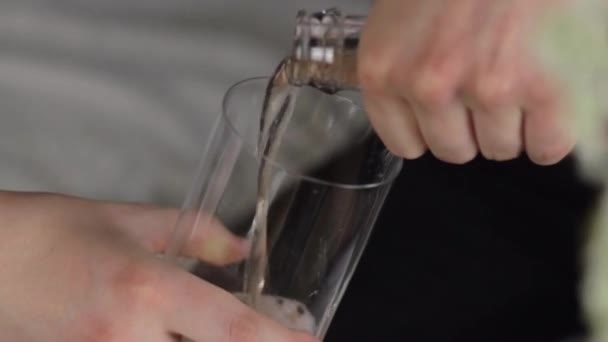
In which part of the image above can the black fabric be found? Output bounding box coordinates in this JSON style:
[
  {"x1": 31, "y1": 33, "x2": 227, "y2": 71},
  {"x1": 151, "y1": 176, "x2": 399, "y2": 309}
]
[{"x1": 325, "y1": 153, "x2": 600, "y2": 342}]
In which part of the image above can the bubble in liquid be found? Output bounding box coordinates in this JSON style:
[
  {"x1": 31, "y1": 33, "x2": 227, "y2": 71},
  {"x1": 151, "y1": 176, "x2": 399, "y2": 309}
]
[{"x1": 233, "y1": 293, "x2": 316, "y2": 334}]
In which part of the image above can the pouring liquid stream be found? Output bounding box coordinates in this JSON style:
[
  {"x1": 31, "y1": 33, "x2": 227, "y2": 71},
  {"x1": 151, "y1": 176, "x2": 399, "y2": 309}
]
[
  {"x1": 244, "y1": 59, "x2": 299, "y2": 308},
  {"x1": 243, "y1": 53, "x2": 348, "y2": 332},
  {"x1": 243, "y1": 9, "x2": 360, "y2": 331}
]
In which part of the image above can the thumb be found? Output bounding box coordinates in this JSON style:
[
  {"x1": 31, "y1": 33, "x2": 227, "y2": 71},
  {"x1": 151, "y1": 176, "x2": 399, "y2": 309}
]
[
  {"x1": 102, "y1": 201, "x2": 248, "y2": 266},
  {"x1": 157, "y1": 263, "x2": 319, "y2": 342}
]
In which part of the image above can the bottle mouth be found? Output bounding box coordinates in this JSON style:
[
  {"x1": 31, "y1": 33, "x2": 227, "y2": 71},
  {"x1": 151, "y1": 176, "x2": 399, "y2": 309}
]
[
  {"x1": 292, "y1": 8, "x2": 364, "y2": 63},
  {"x1": 291, "y1": 8, "x2": 363, "y2": 91}
]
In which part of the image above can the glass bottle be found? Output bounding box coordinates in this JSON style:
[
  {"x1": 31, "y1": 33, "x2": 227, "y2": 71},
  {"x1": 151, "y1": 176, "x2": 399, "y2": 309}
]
[{"x1": 286, "y1": 8, "x2": 365, "y2": 92}]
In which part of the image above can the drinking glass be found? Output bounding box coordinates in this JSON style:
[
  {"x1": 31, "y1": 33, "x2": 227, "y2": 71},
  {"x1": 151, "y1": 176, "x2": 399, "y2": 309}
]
[{"x1": 164, "y1": 77, "x2": 402, "y2": 340}]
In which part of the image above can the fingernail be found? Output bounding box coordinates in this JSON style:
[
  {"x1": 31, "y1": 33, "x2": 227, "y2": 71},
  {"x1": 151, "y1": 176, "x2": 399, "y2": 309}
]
[{"x1": 199, "y1": 234, "x2": 248, "y2": 265}]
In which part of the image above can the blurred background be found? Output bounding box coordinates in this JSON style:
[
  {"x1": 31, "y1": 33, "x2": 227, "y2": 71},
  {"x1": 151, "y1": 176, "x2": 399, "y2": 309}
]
[
  {"x1": 0, "y1": 0, "x2": 370, "y2": 206},
  {"x1": 1, "y1": 1, "x2": 599, "y2": 341}
]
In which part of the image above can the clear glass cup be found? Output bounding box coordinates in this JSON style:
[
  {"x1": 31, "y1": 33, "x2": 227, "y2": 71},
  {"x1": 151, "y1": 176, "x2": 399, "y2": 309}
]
[{"x1": 165, "y1": 77, "x2": 402, "y2": 340}]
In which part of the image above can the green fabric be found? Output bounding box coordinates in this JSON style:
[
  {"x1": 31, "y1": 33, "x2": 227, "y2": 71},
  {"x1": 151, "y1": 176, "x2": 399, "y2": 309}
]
[{"x1": 536, "y1": 2, "x2": 608, "y2": 340}]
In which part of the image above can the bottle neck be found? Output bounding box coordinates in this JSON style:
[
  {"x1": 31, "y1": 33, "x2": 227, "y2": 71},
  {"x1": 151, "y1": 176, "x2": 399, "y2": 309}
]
[{"x1": 287, "y1": 8, "x2": 365, "y2": 92}]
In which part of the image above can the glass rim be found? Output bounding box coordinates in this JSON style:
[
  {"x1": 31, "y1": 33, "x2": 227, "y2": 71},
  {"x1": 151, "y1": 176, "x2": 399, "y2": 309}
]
[{"x1": 221, "y1": 76, "x2": 403, "y2": 190}]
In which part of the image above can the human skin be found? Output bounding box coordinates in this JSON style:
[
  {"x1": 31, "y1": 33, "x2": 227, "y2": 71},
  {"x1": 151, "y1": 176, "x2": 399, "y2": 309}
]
[
  {"x1": 358, "y1": 0, "x2": 584, "y2": 165},
  {"x1": 0, "y1": 191, "x2": 318, "y2": 342}
]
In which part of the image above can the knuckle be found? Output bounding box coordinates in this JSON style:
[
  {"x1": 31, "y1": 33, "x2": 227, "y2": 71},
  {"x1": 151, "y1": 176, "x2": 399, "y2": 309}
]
[
  {"x1": 226, "y1": 311, "x2": 261, "y2": 342},
  {"x1": 433, "y1": 146, "x2": 477, "y2": 165},
  {"x1": 368, "y1": 118, "x2": 427, "y2": 160},
  {"x1": 357, "y1": 52, "x2": 390, "y2": 93},
  {"x1": 111, "y1": 261, "x2": 164, "y2": 309},
  {"x1": 411, "y1": 69, "x2": 453, "y2": 108},
  {"x1": 473, "y1": 76, "x2": 515, "y2": 109},
  {"x1": 386, "y1": 140, "x2": 426, "y2": 160},
  {"x1": 73, "y1": 314, "x2": 122, "y2": 342},
  {"x1": 480, "y1": 145, "x2": 521, "y2": 161},
  {"x1": 478, "y1": 135, "x2": 523, "y2": 162},
  {"x1": 528, "y1": 141, "x2": 573, "y2": 165},
  {"x1": 358, "y1": 66, "x2": 386, "y2": 93},
  {"x1": 447, "y1": 152, "x2": 477, "y2": 165}
]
